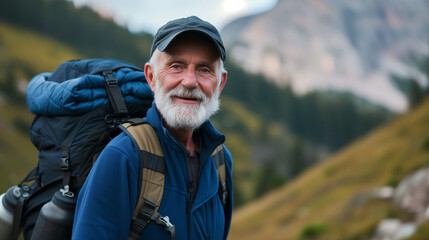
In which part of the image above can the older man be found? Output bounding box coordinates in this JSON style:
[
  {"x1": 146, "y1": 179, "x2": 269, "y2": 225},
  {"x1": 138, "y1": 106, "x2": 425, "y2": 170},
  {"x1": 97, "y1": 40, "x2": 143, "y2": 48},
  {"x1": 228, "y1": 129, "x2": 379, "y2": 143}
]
[{"x1": 72, "y1": 16, "x2": 233, "y2": 240}]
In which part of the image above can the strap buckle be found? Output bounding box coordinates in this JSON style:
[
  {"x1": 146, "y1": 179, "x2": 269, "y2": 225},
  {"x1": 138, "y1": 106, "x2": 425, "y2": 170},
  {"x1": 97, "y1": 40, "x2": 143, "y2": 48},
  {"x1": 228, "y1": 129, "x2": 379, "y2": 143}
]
[
  {"x1": 159, "y1": 216, "x2": 173, "y2": 230},
  {"x1": 60, "y1": 185, "x2": 75, "y2": 198},
  {"x1": 103, "y1": 70, "x2": 118, "y2": 87},
  {"x1": 60, "y1": 150, "x2": 70, "y2": 171}
]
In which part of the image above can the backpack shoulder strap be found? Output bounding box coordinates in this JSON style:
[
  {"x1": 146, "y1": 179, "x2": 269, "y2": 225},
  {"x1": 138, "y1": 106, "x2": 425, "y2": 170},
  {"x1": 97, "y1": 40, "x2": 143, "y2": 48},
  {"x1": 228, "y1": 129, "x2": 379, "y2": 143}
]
[
  {"x1": 119, "y1": 118, "x2": 175, "y2": 240},
  {"x1": 211, "y1": 145, "x2": 228, "y2": 206}
]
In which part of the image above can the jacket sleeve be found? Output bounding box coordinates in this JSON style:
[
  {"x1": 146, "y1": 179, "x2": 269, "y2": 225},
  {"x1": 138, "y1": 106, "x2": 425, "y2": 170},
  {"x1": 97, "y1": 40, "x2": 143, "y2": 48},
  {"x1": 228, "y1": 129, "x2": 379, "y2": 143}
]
[
  {"x1": 72, "y1": 136, "x2": 140, "y2": 239},
  {"x1": 223, "y1": 146, "x2": 234, "y2": 240}
]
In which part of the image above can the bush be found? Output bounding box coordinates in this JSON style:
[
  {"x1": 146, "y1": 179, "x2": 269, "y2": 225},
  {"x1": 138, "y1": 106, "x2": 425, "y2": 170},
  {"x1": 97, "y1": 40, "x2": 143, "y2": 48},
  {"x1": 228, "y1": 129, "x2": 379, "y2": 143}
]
[
  {"x1": 421, "y1": 137, "x2": 429, "y2": 151},
  {"x1": 299, "y1": 223, "x2": 327, "y2": 239}
]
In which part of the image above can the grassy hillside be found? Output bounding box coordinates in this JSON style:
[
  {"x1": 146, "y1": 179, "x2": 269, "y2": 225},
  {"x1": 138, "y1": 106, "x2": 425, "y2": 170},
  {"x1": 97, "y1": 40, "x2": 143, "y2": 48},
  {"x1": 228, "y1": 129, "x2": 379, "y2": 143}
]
[
  {"x1": 229, "y1": 98, "x2": 429, "y2": 240},
  {"x1": 0, "y1": 22, "x2": 83, "y2": 75}
]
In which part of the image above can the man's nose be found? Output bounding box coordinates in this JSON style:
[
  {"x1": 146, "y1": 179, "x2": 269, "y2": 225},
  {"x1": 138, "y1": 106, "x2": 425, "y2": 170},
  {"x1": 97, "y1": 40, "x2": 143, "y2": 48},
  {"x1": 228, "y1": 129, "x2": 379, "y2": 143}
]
[{"x1": 181, "y1": 68, "x2": 198, "y2": 88}]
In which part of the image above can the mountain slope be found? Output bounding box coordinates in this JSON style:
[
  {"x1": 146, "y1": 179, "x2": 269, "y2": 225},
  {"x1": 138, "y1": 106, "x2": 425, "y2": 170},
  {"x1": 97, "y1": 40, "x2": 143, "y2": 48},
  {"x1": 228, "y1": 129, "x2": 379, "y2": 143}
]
[
  {"x1": 0, "y1": 0, "x2": 153, "y2": 66},
  {"x1": 229, "y1": 97, "x2": 429, "y2": 240}
]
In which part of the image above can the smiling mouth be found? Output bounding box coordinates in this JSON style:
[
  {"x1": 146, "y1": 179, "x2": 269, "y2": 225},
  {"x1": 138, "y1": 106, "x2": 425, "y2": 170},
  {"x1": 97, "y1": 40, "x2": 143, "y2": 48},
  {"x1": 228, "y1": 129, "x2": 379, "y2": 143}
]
[
  {"x1": 181, "y1": 96, "x2": 198, "y2": 100},
  {"x1": 173, "y1": 95, "x2": 201, "y2": 104}
]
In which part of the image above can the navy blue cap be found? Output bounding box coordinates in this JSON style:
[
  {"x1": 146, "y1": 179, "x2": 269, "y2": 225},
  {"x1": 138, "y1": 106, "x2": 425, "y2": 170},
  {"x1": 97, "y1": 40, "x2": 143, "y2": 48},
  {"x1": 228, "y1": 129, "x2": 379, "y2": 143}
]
[{"x1": 150, "y1": 16, "x2": 226, "y2": 61}]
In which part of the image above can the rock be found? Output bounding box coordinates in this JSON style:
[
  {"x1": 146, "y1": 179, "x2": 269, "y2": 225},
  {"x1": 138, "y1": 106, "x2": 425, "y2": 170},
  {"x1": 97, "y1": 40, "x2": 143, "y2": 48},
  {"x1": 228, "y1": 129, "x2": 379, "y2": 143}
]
[
  {"x1": 371, "y1": 218, "x2": 417, "y2": 240},
  {"x1": 393, "y1": 167, "x2": 429, "y2": 222},
  {"x1": 394, "y1": 223, "x2": 417, "y2": 240},
  {"x1": 372, "y1": 218, "x2": 401, "y2": 240}
]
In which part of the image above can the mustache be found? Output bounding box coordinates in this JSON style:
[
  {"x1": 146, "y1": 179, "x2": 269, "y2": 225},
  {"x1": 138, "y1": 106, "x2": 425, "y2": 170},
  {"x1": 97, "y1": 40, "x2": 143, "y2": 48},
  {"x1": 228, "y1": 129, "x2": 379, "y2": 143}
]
[{"x1": 167, "y1": 87, "x2": 208, "y2": 102}]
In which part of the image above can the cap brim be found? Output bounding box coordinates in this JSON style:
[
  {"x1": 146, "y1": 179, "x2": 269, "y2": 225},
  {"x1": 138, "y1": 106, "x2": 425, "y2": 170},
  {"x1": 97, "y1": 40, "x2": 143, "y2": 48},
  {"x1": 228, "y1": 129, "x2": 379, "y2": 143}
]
[{"x1": 156, "y1": 29, "x2": 225, "y2": 61}]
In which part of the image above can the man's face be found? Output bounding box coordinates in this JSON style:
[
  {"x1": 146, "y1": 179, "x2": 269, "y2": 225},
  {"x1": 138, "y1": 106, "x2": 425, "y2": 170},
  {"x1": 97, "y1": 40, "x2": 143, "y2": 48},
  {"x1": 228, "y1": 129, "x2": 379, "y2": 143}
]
[{"x1": 146, "y1": 33, "x2": 227, "y2": 130}]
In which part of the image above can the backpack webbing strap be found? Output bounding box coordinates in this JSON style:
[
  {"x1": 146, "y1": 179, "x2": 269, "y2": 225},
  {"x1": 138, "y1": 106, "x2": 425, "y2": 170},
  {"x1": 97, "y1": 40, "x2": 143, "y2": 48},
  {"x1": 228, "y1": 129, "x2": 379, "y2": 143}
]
[
  {"x1": 120, "y1": 119, "x2": 173, "y2": 240},
  {"x1": 103, "y1": 70, "x2": 128, "y2": 116},
  {"x1": 212, "y1": 145, "x2": 228, "y2": 206},
  {"x1": 60, "y1": 144, "x2": 72, "y2": 188},
  {"x1": 128, "y1": 198, "x2": 175, "y2": 240}
]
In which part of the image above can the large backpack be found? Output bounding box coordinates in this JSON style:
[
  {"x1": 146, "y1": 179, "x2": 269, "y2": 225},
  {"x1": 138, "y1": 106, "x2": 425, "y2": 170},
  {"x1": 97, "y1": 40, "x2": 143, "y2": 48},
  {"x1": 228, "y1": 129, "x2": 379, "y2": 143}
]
[
  {"x1": 10, "y1": 59, "x2": 228, "y2": 239},
  {"x1": 16, "y1": 58, "x2": 152, "y2": 239}
]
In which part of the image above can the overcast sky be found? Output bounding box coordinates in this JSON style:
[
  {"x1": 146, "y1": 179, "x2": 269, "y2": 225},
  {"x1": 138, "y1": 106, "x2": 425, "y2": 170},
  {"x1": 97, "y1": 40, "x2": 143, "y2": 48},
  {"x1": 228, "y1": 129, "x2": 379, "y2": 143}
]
[{"x1": 71, "y1": 0, "x2": 278, "y2": 35}]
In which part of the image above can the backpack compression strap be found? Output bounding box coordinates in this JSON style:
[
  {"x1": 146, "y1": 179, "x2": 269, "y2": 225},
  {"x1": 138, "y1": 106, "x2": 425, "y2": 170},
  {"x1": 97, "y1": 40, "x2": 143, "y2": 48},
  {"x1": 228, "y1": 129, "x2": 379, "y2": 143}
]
[
  {"x1": 103, "y1": 70, "x2": 129, "y2": 117},
  {"x1": 119, "y1": 119, "x2": 175, "y2": 240}
]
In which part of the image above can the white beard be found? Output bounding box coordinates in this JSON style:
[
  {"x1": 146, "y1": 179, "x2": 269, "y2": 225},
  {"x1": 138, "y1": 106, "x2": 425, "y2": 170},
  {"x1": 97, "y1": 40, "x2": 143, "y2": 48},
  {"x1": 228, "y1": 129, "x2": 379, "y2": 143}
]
[{"x1": 154, "y1": 78, "x2": 220, "y2": 130}]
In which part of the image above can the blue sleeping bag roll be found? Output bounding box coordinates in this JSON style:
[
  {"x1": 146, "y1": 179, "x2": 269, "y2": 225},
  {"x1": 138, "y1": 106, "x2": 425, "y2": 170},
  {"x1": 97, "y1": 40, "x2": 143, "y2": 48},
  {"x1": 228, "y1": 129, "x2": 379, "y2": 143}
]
[{"x1": 26, "y1": 59, "x2": 153, "y2": 115}]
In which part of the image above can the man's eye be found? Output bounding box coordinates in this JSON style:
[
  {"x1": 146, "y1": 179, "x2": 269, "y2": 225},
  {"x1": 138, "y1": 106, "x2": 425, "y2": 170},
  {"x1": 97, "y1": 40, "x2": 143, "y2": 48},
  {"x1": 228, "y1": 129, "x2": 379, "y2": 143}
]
[{"x1": 172, "y1": 65, "x2": 181, "y2": 69}]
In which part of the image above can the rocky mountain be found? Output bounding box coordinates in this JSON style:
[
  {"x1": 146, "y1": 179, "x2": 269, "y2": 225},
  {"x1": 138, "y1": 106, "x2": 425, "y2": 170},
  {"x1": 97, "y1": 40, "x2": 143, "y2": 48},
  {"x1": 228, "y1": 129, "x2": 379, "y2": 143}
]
[{"x1": 221, "y1": 0, "x2": 429, "y2": 112}]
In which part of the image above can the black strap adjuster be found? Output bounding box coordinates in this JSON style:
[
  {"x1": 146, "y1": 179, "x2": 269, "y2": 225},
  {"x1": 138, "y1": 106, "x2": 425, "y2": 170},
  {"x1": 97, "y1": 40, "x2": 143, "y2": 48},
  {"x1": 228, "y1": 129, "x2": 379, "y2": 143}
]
[
  {"x1": 129, "y1": 198, "x2": 176, "y2": 240},
  {"x1": 103, "y1": 70, "x2": 128, "y2": 117}
]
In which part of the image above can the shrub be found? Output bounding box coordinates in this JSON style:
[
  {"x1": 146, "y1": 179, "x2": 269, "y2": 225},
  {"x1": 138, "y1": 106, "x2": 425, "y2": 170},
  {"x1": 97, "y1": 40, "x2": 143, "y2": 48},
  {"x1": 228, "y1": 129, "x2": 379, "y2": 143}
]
[
  {"x1": 299, "y1": 223, "x2": 327, "y2": 239},
  {"x1": 421, "y1": 137, "x2": 429, "y2": 151}
]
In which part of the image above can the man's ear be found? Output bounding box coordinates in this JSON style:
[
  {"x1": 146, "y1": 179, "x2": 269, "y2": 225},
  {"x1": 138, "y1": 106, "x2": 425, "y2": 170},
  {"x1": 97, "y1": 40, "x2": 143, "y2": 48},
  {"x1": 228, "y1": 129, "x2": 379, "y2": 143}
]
[
  {"x1": 144, "y1": 62, "x2": 156, "y2": 92},
  {"x1": 218, "y1": 71, "x2": 227, "y2": 94}
]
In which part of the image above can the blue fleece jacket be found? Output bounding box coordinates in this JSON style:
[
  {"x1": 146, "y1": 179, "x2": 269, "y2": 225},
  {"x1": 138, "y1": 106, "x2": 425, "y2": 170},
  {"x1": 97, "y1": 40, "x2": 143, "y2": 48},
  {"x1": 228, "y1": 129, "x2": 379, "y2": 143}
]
[{"x1": 72, "y1": 102, "x2": 233, "y2": 239}]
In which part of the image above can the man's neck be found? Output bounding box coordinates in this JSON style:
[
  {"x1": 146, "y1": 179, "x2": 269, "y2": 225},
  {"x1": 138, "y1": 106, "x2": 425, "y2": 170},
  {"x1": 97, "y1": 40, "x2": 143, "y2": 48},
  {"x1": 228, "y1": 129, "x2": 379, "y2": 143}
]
[{"x1": 165, "y1": 124, "x2": 196, "y2": 155}]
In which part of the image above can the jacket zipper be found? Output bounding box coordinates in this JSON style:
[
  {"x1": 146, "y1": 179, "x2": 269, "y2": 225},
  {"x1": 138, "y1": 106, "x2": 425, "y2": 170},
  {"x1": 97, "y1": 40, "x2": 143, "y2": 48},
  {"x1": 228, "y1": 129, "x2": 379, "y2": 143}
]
[
  {"x1": 184, "y1": 150, "x2": 193, "y2": 240},
  {"x1": 186, "y1": 172, "x2": 194, "y2": 214}
]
